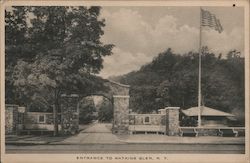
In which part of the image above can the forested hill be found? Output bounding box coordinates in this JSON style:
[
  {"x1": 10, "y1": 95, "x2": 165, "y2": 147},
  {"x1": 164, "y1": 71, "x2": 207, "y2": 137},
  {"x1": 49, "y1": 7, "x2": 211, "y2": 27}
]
[{"x1": 111, "y1": 48, "x2": 244, "y2": 122}]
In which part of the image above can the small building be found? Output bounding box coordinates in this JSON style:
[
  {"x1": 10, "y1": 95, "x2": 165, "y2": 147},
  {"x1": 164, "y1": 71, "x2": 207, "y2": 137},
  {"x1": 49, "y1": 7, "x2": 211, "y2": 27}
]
[{"x1": 181, "y1": 106, "x2": 235, "y2": 127}]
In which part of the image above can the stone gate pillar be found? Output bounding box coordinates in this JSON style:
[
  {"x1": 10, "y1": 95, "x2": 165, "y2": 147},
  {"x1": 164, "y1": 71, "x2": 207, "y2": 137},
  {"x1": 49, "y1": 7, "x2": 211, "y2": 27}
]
[
  {"x1": 60, "y1": 94, "x2": 79, "y2": 135},
  {"x1": 165, "y1": 107, "x2": 180, "y2": 136},
  {"x1": 5, "y1": 104, "x2": 19, "y2": 135},
  {"x1": 112, "y1": 95, "x2": 130, "y2": 134}
]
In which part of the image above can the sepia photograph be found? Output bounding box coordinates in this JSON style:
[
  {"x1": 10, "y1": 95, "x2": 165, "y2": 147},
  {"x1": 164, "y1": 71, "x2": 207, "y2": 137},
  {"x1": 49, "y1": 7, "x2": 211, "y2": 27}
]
[{"x1": 1, "y1": 0, "x2": 249, "y2": 163}]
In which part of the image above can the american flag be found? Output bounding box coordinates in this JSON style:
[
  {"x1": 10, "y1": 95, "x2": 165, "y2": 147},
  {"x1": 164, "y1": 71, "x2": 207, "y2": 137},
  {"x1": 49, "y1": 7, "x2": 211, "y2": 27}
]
[{"x1": 201, "y1": 8, "x2": 223, "y2": 33}]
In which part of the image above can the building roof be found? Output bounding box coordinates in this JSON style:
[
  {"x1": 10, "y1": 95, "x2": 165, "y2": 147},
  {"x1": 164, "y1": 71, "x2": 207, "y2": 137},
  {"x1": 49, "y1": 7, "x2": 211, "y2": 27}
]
[{"x1": 181, "y1": 106, "x2": 235, "y2": 117}]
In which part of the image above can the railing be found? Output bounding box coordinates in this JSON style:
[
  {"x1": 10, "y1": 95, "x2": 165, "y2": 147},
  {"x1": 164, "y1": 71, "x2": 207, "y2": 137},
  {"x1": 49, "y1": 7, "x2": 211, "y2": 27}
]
[
  {"x1": 179, "y1": 126, "x2": 245, "y2": 129},
  {"x1": 179, "y1": 126, "x2": 245, "y2": 137}
]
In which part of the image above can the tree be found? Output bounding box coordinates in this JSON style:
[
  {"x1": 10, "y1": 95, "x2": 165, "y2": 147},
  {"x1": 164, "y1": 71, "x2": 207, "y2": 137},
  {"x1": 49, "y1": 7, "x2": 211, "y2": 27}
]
[
  {"x1": 98, "y1": 98, "x2": 113, "y2": 122},
  {"x1": 5, "y1": 7, "x2": 31, "y2": 104},
  {"x1": 79, "y1": 97, "x2": 96, "y2": 124},
  {"x1": 117, "y1": 48, "x2": 245, "y2": 126},
  {"x1": 5, "y1": 7, "x2": 29, "y2": 63},
  {"x1": 156, "y1": 80, "x2": 171, "y2": 107},
  {"x1": 129, "y1": 85, "x2": 160, "y2": 113},
  {"x1": 8, "y1": 6, "x2": 114, "y2": 135}
]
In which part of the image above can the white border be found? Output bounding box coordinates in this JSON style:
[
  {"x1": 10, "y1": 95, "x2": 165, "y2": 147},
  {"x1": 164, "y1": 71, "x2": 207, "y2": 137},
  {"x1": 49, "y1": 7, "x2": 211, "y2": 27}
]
[{"x1": 1, "y1": 1, "x2": 249, "y2": 163}]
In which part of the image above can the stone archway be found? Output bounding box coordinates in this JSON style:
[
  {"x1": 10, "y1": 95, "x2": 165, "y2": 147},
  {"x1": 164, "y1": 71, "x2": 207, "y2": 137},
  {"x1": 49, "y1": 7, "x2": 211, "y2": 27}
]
[{"x1": 60, "y1": 80, "x2": 130, "y2": 135}]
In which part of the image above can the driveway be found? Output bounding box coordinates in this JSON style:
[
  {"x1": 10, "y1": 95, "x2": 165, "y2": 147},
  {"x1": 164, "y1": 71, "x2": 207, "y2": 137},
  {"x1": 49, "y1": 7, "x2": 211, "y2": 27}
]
[{"x1": 60, "y1": 122, "x2": 124, "y2": 144}]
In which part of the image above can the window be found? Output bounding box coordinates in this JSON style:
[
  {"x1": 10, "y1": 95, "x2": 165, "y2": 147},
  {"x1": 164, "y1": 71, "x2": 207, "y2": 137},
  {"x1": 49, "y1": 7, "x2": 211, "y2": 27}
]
[
  {"x1": 144, "y1": 116, "x2": 151, "y2": 124},
  {"x1": 38, "y1": 115, "x2": 46, "y2": 123}
]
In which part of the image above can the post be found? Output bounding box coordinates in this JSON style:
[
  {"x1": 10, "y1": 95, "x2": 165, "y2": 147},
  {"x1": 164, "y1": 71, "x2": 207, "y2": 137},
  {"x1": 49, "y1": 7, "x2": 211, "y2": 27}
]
[
  {"x1": 53, "y1": 104, "x2": 57, "y2": 136},
  {"x1": 112, "y1": 95, "x2": 130, "y2": 134},
  {"x1": 165, "y1": 107, "x2": 180, "y2": 136},
  {"x1": 198, "y1": 7, "x2": 203, "y2": 127},
  {"x1": 60, "y1": 94, "x2": 79, "y2": 135}
]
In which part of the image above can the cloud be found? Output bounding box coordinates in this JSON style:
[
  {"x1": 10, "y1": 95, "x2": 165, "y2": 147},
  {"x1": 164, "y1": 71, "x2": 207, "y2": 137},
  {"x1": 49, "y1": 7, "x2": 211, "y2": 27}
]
[
  {"x1": 150, "y1": 15, "x2": 199, "y2": 54},
  {"x1": 101, "y1": 9, "x2": 200, "y2": 55},
  {"x1": 203, "y1": 27, "x2": 244, "y2": 56},
  {"x1": 101, "y1": 8, "x2": 152, "y2": 54},
  {"x1": 99, "y1": 8, "x2": 244, "y2": 78},
  {"x1": 99, "y1": 47, "x2": 152, "y2": 78}
]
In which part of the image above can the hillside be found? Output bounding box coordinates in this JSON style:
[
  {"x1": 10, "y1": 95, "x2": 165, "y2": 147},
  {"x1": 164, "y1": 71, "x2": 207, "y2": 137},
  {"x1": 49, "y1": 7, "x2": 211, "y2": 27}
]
[{"x1": 112, "y1": 48, "x2": 244, "y2": 124}]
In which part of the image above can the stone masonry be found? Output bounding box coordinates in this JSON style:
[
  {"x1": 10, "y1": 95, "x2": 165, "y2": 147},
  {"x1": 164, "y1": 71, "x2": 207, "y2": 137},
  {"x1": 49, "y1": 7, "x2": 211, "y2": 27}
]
[
  {"x1": 112, "y1": 95, "x2": 130, "y2": 134},
  {"x1": 103, "y1": 81, "x2": 130, "y2": 134},
  {"x1": 5, "y1": 104, "x2": 19, "y2": 135},
  {"x1": 129, "y1": 114, "x2": 165, "y2": 125},
  {"x1": 165, "y1": 107, "x2": 180, "y2": 136},
  {"x1": 5, "y1": 80, "x2": 131, "y2": 136},
  {"x1": 60, "y1": 94, "x2": 79, "y2": 135}
]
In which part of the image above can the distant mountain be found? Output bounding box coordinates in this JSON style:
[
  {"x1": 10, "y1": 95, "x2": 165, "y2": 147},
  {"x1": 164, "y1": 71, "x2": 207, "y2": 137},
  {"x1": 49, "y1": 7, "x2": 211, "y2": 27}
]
[{"x1": 108, "y1": 75, "x2": 124, "y2": 83}]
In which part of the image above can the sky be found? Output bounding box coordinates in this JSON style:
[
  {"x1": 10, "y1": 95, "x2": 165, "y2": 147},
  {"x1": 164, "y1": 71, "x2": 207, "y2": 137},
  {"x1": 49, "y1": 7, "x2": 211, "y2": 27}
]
[{"x1": 98, "y1": 6, "x2": 244, "y2": 78}]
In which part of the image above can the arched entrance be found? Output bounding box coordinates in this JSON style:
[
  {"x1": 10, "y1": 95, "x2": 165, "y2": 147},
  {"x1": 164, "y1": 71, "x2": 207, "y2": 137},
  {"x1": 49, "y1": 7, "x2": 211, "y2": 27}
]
[{"x1": 60, "y1": 80, "x2": 130, "y2": 135}]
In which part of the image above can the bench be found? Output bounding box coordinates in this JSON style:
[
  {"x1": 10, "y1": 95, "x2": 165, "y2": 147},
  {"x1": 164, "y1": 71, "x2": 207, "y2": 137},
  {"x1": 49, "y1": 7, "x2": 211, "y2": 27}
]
[
  {"x1": 219, "y1": 129, "x2": 237, "y2": 137},
  {"x1": 129, "y1": 125, "x2": 164, "y2": 135},
  {"x1": 234, "y1": 129, "x2": 245, "y2": 137},
  {"x1": 195, "y1": 129, "x2": 222, "y2": 136},
  {"x1": 180, "y1": 128, "x2": 198, "y2": 137}
]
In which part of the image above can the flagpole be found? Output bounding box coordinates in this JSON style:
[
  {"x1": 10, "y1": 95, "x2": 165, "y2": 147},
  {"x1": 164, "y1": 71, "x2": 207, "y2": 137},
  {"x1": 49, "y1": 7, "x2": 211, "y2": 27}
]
[
  {"x1": 196, "y1": 8, "x2": 223, "y2": 127},
  {"x1": 198, "y1": 7, "x2": 202, "y2": 127}
]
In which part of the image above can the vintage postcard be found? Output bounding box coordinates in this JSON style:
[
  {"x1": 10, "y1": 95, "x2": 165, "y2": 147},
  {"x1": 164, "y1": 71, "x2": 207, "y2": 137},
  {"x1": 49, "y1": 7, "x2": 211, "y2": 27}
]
[{"x1": 0, "y1": 0, "x2": 249, "y2": 163}]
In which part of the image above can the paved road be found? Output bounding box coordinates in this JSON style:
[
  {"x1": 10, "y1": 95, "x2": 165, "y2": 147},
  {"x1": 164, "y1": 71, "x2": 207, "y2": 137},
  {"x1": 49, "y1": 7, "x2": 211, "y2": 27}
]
[
  {"x1": 59, "y1": 122, "x2": 124, "y2": 144},
  {"x1": 6, "y1": 144, "x2": 245, "y2": 154}
]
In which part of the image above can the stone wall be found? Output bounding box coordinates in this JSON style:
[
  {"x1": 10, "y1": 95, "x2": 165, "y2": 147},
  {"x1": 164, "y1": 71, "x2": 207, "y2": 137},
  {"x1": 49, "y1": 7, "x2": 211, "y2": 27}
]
[
  {"x1": 60, "y1": 94, "x2": 79, "y2": 135},
  {"x1": 112, "y1": 96, "x2": 130, "y2": 134},
  {"x1": 23, "y1": 112, "x2": 61, "y2": 131},
  {"x1": 129, "y1": 114, "x2": 165, "y2": 125},
  {"x1": 128, "y1": 114, "x2": 166, "y2": 134},
  {"x1": 165, "y1": 107, "x2": 180, "y2": 136},
  {"x1": 6, "y1": 80, "x2": 131, "y2": 136},
  {"x1": 24, "y1": 112, "x2": 60, "y2": 124}
]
